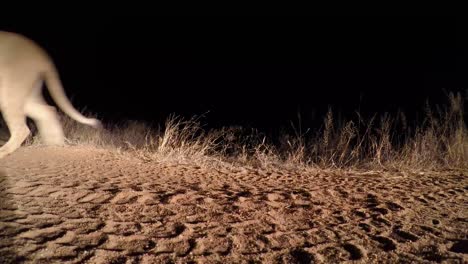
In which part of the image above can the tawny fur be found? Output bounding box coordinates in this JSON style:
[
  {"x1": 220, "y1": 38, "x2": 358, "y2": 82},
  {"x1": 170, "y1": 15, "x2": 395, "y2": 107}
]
[{"x1": 0, "y1": 31, "x2": 101, "y2": 159}]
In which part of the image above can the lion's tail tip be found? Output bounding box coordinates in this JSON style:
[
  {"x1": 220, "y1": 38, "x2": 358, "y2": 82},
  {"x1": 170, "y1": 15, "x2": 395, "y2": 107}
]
[{"x1": 85, "y1": 118, "x2": 104, "y2": 130}]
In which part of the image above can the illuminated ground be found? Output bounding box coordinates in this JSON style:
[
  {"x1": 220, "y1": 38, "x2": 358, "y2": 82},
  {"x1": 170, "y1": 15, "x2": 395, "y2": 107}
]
[{"x1": 0, "y1": 146, "x2": 466, "y2": 263}]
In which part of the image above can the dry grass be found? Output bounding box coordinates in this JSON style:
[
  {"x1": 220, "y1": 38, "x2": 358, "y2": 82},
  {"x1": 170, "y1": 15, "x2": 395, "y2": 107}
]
[
  {"x1": 4, "y1": 92, "x2": 466, "y2": 172},
  {"x1": 297, "y1": 91, "x2": 467, "y2": 171}
]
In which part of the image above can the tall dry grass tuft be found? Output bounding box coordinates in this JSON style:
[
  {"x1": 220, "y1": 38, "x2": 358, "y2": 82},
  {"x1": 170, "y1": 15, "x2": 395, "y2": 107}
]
[
  {"x1": 396, "y1": 92, "x2": 467, "y2": 170},
  {"x1": 14, "y1": 91, "x2": 466, "y2": 172},
  {"x1": 144, "y1": 114, "x2": 225, "y2": 165}
]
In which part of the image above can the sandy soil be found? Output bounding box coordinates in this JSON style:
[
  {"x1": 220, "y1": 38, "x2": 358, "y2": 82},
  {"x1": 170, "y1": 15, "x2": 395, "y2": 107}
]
[{"x1": 0, "y1": 146, "x2": 466, "y2": 263}]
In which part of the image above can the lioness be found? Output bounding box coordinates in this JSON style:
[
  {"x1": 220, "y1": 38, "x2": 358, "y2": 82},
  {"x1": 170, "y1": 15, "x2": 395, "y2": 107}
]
[{"x1": 0, "y1": 31, "x2": 101, "y2": 159}]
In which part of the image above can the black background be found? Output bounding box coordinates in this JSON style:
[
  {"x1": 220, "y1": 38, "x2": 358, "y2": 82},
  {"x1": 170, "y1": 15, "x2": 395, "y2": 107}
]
[{"x1": 2, "y1": 16, "x2": 467, "y2": 133}]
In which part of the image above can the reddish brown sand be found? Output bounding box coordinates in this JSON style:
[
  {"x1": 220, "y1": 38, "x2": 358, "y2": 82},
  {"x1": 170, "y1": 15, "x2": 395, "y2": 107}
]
[{"x1": 0, "y1": 146, "x2": 466, "y2": 263}]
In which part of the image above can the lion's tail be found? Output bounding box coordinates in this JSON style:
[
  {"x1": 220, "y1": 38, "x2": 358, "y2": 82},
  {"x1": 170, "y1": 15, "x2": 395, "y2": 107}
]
[{"x1": 43, "y1": 65, "x2": 102, "y2": 129}]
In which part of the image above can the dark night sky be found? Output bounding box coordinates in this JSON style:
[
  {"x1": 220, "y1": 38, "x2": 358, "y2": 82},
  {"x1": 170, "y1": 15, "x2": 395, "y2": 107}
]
[{"x1": 2, "y1": 16, "x2": 467, "y2": 133}]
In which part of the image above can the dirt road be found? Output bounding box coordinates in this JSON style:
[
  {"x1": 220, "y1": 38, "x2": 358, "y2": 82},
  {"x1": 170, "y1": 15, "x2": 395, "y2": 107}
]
[{"x1": 0, "y1": 146, "x2": 466, "y2": 263}]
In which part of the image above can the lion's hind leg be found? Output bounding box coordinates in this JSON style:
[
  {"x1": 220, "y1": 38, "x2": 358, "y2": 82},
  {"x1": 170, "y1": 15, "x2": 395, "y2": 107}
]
[
  {"x1": 0, "y1": 107, "x2": 31, "y2": 159},
  {"x1": 25, "y1": 93, "x2": 65, "y2": 146}
]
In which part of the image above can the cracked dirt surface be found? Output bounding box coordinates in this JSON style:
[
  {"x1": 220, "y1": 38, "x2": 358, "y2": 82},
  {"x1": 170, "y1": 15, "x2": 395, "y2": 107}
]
[{"x1": 0, "y1": 146, "x2": 467, "y2": 263}]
